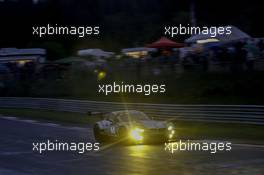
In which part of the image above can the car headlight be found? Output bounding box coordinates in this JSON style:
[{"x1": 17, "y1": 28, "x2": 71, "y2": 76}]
[
  {"x1": 167, "y1": 126, "x2": 173, "y2": 131},
  {"x1": 129, "y1": 128, "x2": 144, "y2": 141},
  {"x1": 167, "y1": 125, "x2": 175, "y2": 139}
]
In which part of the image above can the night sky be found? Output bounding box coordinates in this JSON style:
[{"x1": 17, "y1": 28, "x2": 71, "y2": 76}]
[{"x1": 0, "y1": 0, "x2": 262, "y2": 53}]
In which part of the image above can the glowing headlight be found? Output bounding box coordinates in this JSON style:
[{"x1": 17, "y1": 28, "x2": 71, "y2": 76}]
[
  {"x1": 167, "y1": 125, "x2": 175, "y2": 139},
  {"x1": 130, "y1": 128, "x2": 144, "y2": 141},
  {"x1": 168, "y1": 126, "x2": 173, "y2": 131}
]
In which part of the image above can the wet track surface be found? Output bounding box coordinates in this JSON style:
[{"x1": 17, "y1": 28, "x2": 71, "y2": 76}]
[{"x1": 0, "y1": 117, "x2": 264, "y2": 175}]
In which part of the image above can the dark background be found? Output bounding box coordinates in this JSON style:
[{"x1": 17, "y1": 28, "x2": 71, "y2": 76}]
[
  {"x1": 0, "y1": 0, "x2": 262, "y2": 57},
  {"x1": 0, "y1": 0, "x2": 264, "y2": 104}
]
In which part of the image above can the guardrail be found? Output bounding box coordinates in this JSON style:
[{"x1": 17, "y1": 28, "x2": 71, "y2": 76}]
[{"x1": 0, "y1": 97, "x2": 264, "y2": 125}]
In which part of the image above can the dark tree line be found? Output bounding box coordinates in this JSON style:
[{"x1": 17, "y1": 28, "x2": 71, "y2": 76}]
[{"x1": 0, "y1": 0, "x2": 262, "y2": 59}]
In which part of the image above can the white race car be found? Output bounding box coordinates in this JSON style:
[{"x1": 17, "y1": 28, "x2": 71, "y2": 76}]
[{"x1": 93, "y1": 110, "x2": 175, "y2": 143}]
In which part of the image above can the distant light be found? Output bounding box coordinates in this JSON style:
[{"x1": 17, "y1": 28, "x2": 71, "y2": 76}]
[
  {"x1": 97, "y1": 71, "x2": 106, "y2": 80},
  {"x1": 124, "y1": 51, "x2": 148, "y2": 58},
  {"x1": 32, "y1": 0, "x2": 39, "y2": 4},
  {"x1": 197, "y1": 38, "x2": 219, "y2": 44},
  {"x1": 17, "y1": 60, "x2": 32, "y2": 67}
]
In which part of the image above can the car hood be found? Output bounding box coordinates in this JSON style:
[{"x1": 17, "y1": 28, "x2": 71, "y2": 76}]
[{"x1": 136, "y1": 120, "x2": 166, "y2": 129}]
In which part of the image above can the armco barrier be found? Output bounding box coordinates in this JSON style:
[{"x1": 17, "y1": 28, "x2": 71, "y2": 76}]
[{"x1": 0, "y1": 97, "x2": 264, "y2": 125}]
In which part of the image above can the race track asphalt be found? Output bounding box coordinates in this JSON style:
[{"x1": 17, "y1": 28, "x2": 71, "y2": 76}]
[{"x1": 0, "y1": 116, "x2": 263, "y2": 175}]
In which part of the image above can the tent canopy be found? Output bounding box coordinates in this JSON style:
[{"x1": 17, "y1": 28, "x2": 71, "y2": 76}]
[
  {"x1": 146, "y1": 37, "x2": 184, "y2": 48},
  {"x1": 185, "y1": 25, "x2": 251, "y2": 44},
  {"x1": 77, "y1": 49, "x2": 114, "y2": 58},
  {"x1": 122, "y1": 47, "x2": 156, "y2": 53}
]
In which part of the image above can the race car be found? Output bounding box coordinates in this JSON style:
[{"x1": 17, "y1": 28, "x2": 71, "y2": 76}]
[{"x1": 93, "y1": 110, "x2": 175, "y2": 143}]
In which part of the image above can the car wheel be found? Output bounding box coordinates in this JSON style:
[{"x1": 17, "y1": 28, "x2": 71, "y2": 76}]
[{"x1": 93, "y1": 124, "x2": 109, "y2": 143}]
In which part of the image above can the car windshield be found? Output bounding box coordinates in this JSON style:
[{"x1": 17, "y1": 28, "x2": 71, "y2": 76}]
[{"x1": 118, "y1": 111, "x2": 149, "y2": 122}]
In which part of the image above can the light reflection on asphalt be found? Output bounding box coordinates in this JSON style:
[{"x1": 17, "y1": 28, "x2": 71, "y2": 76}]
[{"x1": 129, "y1": 145, "x2": 148, "y2": 157}]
